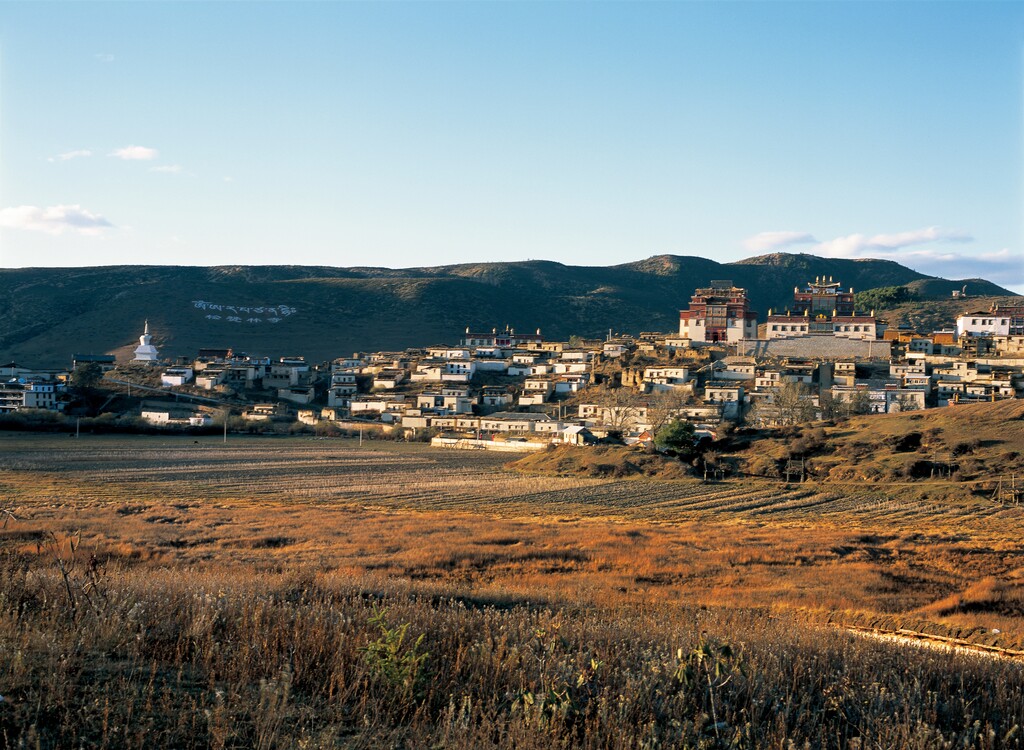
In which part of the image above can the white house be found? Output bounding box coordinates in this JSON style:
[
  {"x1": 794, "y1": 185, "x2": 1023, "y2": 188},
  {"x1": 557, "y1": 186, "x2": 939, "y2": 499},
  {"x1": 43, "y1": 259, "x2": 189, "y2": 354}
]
[
  {"x1": 480, "y1": 387, "x2": 513, "y2": 409},
  {"x1": 956, "y1": 312, "x2": 1011, "y2": 338},
  {"x1": 0, "y1": 380, "x2": 66, "y2": 413},
  {"x1": 644, "y1": 367, "x2": 690, "y2": 387},
  {"x1": 416, "y1": 391, "x2": 475, "y2": 415},
  {"x1": 161, "y1": 367, "x2": 194, "y2": 387},
  {"x1": 555, "y1": 373, "x2": 590, "y2": 393},
  {"x1": 832, "y1": 316, "x2": 879, "y2": 340},
  {"x1": 479, "y1": 412, "x2": 558, "y2": 433}
]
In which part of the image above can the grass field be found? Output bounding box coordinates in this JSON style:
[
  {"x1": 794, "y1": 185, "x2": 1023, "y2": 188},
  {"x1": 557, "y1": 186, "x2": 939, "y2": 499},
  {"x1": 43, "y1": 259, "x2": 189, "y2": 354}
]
[{"x1": 3, "y1": 433, "x2": 1024, "y2": 747}]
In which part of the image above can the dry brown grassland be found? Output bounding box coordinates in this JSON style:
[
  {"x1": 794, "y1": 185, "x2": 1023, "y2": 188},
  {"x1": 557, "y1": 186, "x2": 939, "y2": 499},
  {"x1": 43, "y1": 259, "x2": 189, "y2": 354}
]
[{"x1": 3, "y1": 430, "x2": 1024, "y2": 747}]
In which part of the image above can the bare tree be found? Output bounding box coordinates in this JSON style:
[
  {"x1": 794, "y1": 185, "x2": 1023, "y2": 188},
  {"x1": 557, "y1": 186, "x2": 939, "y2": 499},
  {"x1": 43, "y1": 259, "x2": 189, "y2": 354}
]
[
  {"x1": 592, "y1": 387, "x2": 648, "y2": 433},
  {"x1": 895, "y1": 393, "x2": 920, "y2": 413},
  {"x1": 749, "y1": 382, "x2": 816, "y2": 427},
  {"x1": 645, "y1": 388, "x2": 693, "y2": 433}
]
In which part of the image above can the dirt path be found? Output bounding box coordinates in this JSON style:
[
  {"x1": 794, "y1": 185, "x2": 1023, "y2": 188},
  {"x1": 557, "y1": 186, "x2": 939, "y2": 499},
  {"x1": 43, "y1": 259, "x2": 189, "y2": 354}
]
[{"x1": 842, "y1": 623, "x2": 1024, "y2": 662}]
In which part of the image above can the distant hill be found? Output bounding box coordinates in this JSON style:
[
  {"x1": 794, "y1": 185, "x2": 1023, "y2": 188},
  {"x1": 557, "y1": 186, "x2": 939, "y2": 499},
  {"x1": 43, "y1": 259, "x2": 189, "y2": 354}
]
[{"x1": 0, "y1": 253, "x2": 1014, "y2": 367}]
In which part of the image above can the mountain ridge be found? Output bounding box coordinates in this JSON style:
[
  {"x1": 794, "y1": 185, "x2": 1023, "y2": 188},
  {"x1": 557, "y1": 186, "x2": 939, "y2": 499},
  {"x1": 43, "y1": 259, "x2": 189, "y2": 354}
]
[{"x1": 0, "y1": 253, "x2": 1014, "y2": 367}]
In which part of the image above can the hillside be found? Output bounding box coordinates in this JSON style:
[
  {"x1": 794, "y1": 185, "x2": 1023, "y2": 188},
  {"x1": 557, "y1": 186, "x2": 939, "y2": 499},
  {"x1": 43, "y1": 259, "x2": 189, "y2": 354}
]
[
  {"x1": 0, "y1": 253, "x2": 1013, "y2": 367},
  {"x1": 730, "y1": 399, "x2": 1024, "y2": 495},
  {"x1": 876, "y1": 295, "x2": 1023, "y2": 333}
]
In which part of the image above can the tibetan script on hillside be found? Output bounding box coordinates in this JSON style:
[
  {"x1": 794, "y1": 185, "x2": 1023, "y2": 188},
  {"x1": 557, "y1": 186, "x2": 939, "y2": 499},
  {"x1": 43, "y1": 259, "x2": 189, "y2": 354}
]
[{"x1": 191, "y1": 300, "x2": 298, "y2": 324}]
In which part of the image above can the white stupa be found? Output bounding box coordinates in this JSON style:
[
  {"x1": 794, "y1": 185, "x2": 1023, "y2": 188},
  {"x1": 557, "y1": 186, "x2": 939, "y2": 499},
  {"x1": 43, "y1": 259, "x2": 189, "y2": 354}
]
[{"x1": 133, "y1": 320, "x2": 160, "y2": 363}]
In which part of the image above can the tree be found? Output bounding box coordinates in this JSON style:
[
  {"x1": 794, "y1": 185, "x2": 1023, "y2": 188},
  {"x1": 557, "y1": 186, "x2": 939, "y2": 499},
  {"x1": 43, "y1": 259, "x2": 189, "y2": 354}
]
[
  {"x1": 846, "y1": 388, "x2": 872, "y2": 417},
  {"x1": 749, "y1": 382, "x2": 817, "y2": 427},
  {"x1": 895, "y1": 393, "x2": 920, "y2": 413},
  {"x1": 645, "y1": 388, "x2": 693, "y2": 434},
  {"x1": 853, "y1": 285, "x2": 918, "y2": 311},
  {"x1": 70, "y1": 362, "x2": 103, "y2": 391},
  {"x1": 774, "y1": 382, "x2": 817, "y2": 426},
  {"x1": 654, "y1": 419, "x2": 696, "y2": 455},
  {"x1": 592, "y1": 387, "x2": 648, "y2": 435}
]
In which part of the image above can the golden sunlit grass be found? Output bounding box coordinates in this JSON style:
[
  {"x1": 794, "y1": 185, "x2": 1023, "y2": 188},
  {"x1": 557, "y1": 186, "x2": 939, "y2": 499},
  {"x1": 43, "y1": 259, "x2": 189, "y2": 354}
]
[
  {"x1": 3, "y1": 433, "x2": 1024, "y2": 637},
  {"x1": 3, "y1": 432, "x2": 1024, "y2": 746}
]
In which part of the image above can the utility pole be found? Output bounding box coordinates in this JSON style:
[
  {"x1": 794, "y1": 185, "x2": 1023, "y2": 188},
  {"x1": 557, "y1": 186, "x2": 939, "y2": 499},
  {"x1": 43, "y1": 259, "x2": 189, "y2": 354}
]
[
  {"x1": 223, "y1": 416, "x2": 228, "y2": 444},
  {"x1": 75, "y1": 417, "x2": 80, "y2": 438}
]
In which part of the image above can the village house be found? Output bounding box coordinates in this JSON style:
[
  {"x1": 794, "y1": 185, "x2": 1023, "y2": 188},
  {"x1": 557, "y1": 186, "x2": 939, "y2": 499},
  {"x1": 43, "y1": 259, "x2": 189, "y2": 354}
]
[
  {"x1": 602, "y1": 341, "x2": 633, "y2": 358},
  {"x1": 277, "y1": 383, "x2": 316, "y2": 405},
  {"x1": 0, "y1": 379, "x2": 66, "y2": 413},
  {"x1": 479, "y1": 411, "x2": 559, "y2": 434},
  {"x1": 72, "y1": 354, "x2": 116, "y2": 372},
  {"x1": 160, "y1": 367, "x2": 194, "y2": 387},
  {"x1": 372, "y1": 368, "x2": 406, "y2": 389},
  {"x1": 195, "y1": 368, "x2": 227, "y2": 390},
  {"x1": 426, "y1": 347, "x2": 471, "y2": 360},
  {"x1": 349, "y1": 395, "x2": 407, "y2": 420},
  {"x1": 460, "y1": 326, "x2": 544, "y2": 349},
  {"x1": 327, "y1": 371, "x2": 359, "y2": 407},
  {"x1": 480, "y1": 387, "x2": 514, "y2": 410},
  {"x1": 242, "y1": 403, "x2": 286, "y2": 421},
  {"x1": 780, "y1": 360, "x2": 817, "y2": 384},
  {"x1": 764, "y1": 311, "x2": 811, "y2": 339},
  {"x1": 416, "y1": 391, "x2": 476, "y2": 415},
  {"x1": 753, "y1": 369, "x2": 781, "y2": 390},
  {"x1": 643, "y1": 366, "x2": 691, "y2": 390},
  {"x1": 882, "y1": 384, "x2": 927, "y2": 412},
  {"x1": 957, "y1": 311, "x2": 1011, "y2": 338},
  {"x1": 703, "y1": 382, "x2": 744, "y2": 420},
  {"x1": 713, "y1": 357, "x2": 757, "y2": 381},
  {"x1": 555, "y1": 373, "x2": 590, "y2": 393},
  {"x1": 576, "y1": 403, "x2": 651, "y2": 432},
  {"x1": 519, "y1": 377, "x2": 554, "y2": 406}
]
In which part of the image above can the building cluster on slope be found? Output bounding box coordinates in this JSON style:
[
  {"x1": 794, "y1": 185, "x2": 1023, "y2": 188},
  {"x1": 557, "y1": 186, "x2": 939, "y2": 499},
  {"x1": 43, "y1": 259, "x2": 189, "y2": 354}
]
[{"x1": 3, "y1": 277, "x2": 1023, "y2": 450}]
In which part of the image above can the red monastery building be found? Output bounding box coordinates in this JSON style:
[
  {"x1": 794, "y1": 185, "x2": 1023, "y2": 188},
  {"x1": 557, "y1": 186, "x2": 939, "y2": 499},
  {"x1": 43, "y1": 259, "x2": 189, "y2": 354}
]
[{"x1": 678, "y1": 281, "x2": 758, "y2": 344}]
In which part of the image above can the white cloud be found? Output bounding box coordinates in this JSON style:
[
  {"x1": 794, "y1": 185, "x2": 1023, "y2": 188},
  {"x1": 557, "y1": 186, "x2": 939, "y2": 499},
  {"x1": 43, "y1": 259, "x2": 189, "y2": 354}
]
[
  {"x1": 745, "y1": 224, "x2": 1021, "y2": 290},
  {"x1": 0, "y1": 204, "x2": 114, "y2": 236},
  {"x1": 95, "y1": 53, "x2": 115, "y2": 63},
  {"x1": 889, "y1": 247, "x2": 1023, "y2": 289},
  {"x1": 743, "y1": 231, "x2": 818, "y2": 253},
  {"x1": 47, "y1": 149, "x2": 92, "y2": 163},
  {"x1": 110, "y1": 145, "x2": 158, "y2": 161},
  {"x1": 815, "y1": 226, "x2": 973, "y2": 258},
  {"x1": 150, "y1": 164, "x2": 183, "y2": 174}
]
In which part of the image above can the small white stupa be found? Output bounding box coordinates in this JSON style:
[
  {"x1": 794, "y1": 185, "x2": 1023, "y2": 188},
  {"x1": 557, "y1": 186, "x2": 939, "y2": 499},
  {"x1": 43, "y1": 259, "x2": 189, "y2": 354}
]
[{"x1": 133, "y1": 320, "x2": 160, "y2": 363}]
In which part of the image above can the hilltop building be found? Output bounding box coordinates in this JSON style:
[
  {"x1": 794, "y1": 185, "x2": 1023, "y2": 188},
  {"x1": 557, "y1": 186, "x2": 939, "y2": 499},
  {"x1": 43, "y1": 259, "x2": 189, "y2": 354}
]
[
  {"x1": 461, "y1": 326, "x2": 543, "y2": 349},
  {"x1": 791, "y1": 276, "x2": 855, "y2": 318},
  {"x1": 678, "y1": 281, "x2": 758, "y2": 344},
  {"x1": 133, "y1": 320, "x2": 160, "y2": 363},
  {"x1": 765, "y1": 276, "x2": 879, "y2": 341}
]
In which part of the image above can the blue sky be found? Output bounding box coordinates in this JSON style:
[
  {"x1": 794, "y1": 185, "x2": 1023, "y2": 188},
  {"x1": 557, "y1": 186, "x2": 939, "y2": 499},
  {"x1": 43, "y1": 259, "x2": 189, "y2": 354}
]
[{"x1": 1, "y1": 1, "x2": 1021, "y2": 291}]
